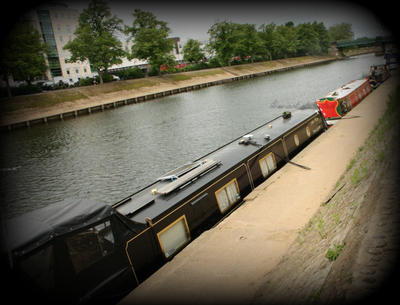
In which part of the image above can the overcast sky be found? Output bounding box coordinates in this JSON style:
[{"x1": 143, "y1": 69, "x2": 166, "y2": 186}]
[{"x1": 67, "y1": 0, "x2": 391, "y2": 44}]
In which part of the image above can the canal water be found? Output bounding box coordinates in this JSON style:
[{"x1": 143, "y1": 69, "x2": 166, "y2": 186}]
[{"x1": 0, "y1": 54, "x2": 384, "y2": 218}]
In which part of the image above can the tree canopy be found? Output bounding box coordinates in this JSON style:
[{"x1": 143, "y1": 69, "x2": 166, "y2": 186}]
[
  {"x1": 207, "y1": 20, "x2": 333, "y2": 64},
  {"x1": 125, "y1": 9, "x2": 174, "y2": 74},
  {"x1": 183, "y1": 39, "x2": 205, "y2": 63},
  {"x1": 328, "y1": 23, "x2": 354, "y2": 42},
  {"x1": 63, "y1": 0, "x2": 125, "y2": 83},
  {"x1": 0, "y1": 22, "x2": 49, "y2": 96}
]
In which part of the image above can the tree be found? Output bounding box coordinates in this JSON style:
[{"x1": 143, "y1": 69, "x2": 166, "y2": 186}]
[
  {"x1": 328, "y1": 23, "x2": 354, "y2": 42},
  {"x1": 258, "y1": 23, "x2": 279, "y2": 60},
  {"x1": 0, "y1": 22, "x2": 49, "y2": 97},
  {"x1": 296, "y1": 23, "x2": 321, "y2": 56},
  {"x1": 207, "y1": 21, "x2": 239, "y2": 66},
  {"x1": 63, "y1": 0, "x2": 125, "y2": 84},
  {"x1": 125, "y1": 9, "x2": 174, "y2": 75},
  {"x1": 233, "y1": 24, "x2": 263, "y2": 63},
  {"x1": 183, "y1": 39, "x2": 205, "y2": 64},
  {"x1": 275, "y1": 23, "x2": 298, "y2": 58},
  {"x1": 312, "y1": 22, "x2": 330, "y2": 54}
]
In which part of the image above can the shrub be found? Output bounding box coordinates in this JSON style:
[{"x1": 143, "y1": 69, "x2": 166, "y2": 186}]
[
  {"x1": 325, "y1": 243, "x2": 345, "y2": 261},
  {"x1": 114, "y1": 67, "x2": 145, "y2": 80},
  {"x1": 9, "y1": 84, "x2": 42, "y2": 96},
  {"x1": 79, "y1": 77, "x2": 95, "y2": 86}
]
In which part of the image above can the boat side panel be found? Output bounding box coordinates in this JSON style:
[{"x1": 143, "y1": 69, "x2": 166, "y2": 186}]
[
  {"x1": 125, "y1": 228, "x2": 162, "y2": 282},
  {"x1": 247, "y1": 140, "x2": 286, "y2": 187},
  {"x1": 284, "y1": 120, "x2": 314, "y2": 157}
]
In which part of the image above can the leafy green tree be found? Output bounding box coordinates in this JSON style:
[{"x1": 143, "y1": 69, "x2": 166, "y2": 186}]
[
  {"x1": 183, "y1": 39, "x2": 205, "y2": 63},
  {"x1": 258, "y1": 23, "x2": 280, "y2": 60},
  {"x1": 296, "y1": 23, "x2": 321, "y2": 56},
  {"x1": 63, "y1": 0, "x2": 125, "y2": 84},
  {"x1": 328, "y1": 23, "x2": 354, "y2": 42},
  {"x1": 312, "y1": 22, "x2": 330, "y2": 54},
  {"x1": 125, "y1": 9, "x2": 174, "y2": 75},
  {"x1": 233, "y1": 24, "x2": 263, "y2": 62},
  {"x1": 207, "y1": 21, "x2": 237, "y2": 66},
  {"x1": 275, "y1": 23, "x2": 298, "y2": 58},
  {"x1": 0, "y1": 23, "x2": 49, "y2": 97}
]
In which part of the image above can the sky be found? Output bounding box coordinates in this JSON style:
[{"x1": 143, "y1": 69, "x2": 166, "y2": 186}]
[{"x1": 64, "y1": 0, "x2": 392, "y2": 44}]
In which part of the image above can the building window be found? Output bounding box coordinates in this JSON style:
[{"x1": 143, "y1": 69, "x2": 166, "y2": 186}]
[
  {"x1": 259, "y1": 152, "x2": 277, "y2": 178},
  {"x1": 157, "y1": 215, "x2": 190, "y2": 258},
  {"x1": 75, "y1": 68, "x2": 79, "y2": 74},
  {"x1": 66, "y1": 69, "x2": 70, "y2": 75},
  {"x1": 215, "y1": 178, "x2": 240, "y2": 213},
  {"x1": 83, "y1": 68, "x2": 87, "y2": 73},
  {"x1": 37, "y1": 10, "x2": 62, "y2": 77}
]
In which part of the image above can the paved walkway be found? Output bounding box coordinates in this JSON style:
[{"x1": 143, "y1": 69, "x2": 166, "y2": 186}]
[{"x1": 119, "y1": 75, "x2": 398, "y2": 305}]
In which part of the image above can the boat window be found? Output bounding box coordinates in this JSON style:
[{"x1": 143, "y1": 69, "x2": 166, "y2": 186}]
[
  {"x1": 294, "y1": 134, "x2": 300, "y2": 146},
  {"x1": 306, "y1": 126, "x2": 311, "y2": 137},
  {"x1": 66, "y1": 220, "x2": 115, "y2": 274},
  {"x1": 157, "y1": 215, "x2": 190, "y2": 258},
  {"x1": 215, "y1": 179, "x2": 240, "y2": 213},
  {"x1": 19, "y1": 245, "x2": 55, "y2": 291},
  {"x1": 259, "y1": 152, "x2": 277, "y2": 178}
]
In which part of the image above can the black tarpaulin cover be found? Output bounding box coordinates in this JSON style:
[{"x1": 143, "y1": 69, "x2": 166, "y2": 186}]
[{"x1": 4, "y1": 198, "x2": 114, "y2": 256}]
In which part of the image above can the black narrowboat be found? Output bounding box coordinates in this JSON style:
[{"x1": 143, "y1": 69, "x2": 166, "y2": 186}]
[{"x1": 1, "y1": 109, "x2": 327, "y2": 304}]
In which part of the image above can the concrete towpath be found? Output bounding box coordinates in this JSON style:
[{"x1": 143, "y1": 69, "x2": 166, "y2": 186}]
[{"x1": 119, "y1": 75, "x2": 398, "y2": 305}]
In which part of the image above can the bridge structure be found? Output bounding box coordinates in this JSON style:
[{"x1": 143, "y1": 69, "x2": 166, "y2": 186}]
[{"x1": 332, "y1": 36, "x2": 397, "y2": 57}]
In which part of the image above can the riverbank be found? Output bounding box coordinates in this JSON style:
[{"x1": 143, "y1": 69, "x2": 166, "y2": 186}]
[
  {"x1": 252, "y1": 78, "x2": 400, "y2": 304},
  {"x1": 0, "y1": 55, "x2": 336, "y2": 130},
  {"x1": 119, "y1": 74, "x2": 399, "y2": 304}
]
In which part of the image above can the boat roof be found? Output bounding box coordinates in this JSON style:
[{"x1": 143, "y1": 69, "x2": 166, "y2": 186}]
[
  {"x1": 116, "y1": 109, "x2": 319, "y2": 224},
  {"x1": 3, "y1": 198, "x2": 114, "y2": 255},
  {"x1": 321, "y1": 79, "x2": 367, "y2": 100}
]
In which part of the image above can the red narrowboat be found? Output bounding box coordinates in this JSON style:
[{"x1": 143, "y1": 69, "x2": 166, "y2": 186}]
[{"x1": 316, "y1": 78, "x2": 372, "y2": 125}]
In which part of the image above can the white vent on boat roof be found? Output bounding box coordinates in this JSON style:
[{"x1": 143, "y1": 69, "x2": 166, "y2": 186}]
[{"x1": 154, "y1": 159, "x2": 221, "y2": 195}]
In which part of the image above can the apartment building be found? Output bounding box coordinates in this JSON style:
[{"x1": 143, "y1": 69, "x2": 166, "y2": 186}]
[
  {"x1": 24, "y1": 2, "x2": 94, "y2": 84},
  {"x1": 23, "y1": 2, "x2": 183, "y2": 83}
]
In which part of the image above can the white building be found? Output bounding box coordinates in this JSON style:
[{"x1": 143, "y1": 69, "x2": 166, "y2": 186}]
[
  {"x1": 24, "y1": 2, "x2": 94, "y2": 84},
  {"x1": 23, "y1": 3, "x2": 184, "y2": 83},
  {"x1": 108, "y1": 36, "x2": 184, "y2": 73}
]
